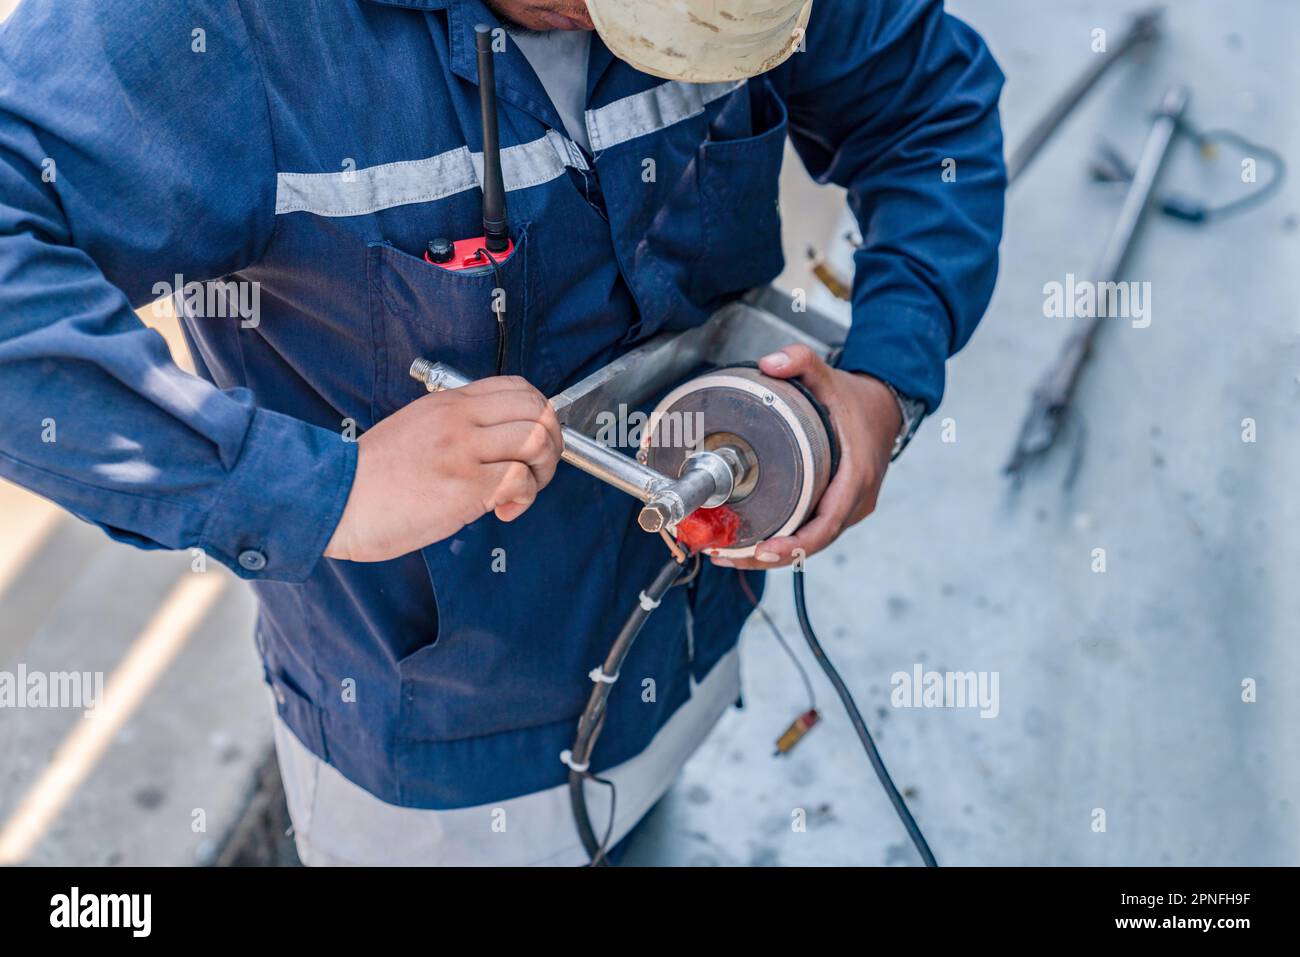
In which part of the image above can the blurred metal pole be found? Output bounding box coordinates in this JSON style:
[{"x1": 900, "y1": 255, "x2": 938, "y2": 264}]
[
  {"x1": 1005, "y1": 86, "x2": 1189, "y2": 477},
  {"x1": 811, "y1": 7, "x2": 1163, "y2": 303},
  {"x1": 1006, "y1": 6, "x2": 1163, "y2": 185}
]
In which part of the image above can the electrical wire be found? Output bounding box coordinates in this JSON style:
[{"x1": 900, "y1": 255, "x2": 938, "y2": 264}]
[
  {"x1": 1089, "y1": 119, "x2": 1286, "y2": 224},
  {"x1": 1180, "y1": 125, "x2": 1287, "y2": 221},
  {"x1": 581, "y1": 549, "x2": 697, "y2": 866},
  {"x1": 566, "y1": 552, "x2": 941, "y2": 867},
  {"x1": 581, "y1": 709, "x2": 618, "y2": 866},
  {"x1": 792, "y1": 566, "x2": 939, "y2": 867},
  {"x1": 476, "y1": 246, "x2": 508, "y2": 375},
  {"x1": 672, "y1": 551, "x2": 702, "y2": 588},
  {"x1": 658, "y1": 527, "x2": 688, "y2": 565},
  {"x1": 567, "y1": 557, "x2": 685, "y2": 865},
  {"x1": 737, "y1": 571, "x2": 816, "y2": 713},
  {"x1": 587, "y1": 772, "x2": 616, "y2": 866}
]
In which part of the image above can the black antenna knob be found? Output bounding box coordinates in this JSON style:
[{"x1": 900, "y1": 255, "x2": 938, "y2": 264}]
[{"x1": 426, "y1": 238, "x2": 455, "y2": 264}]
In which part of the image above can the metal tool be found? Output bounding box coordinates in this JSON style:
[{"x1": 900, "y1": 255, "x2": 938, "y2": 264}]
[
  {"x1": 1005, "y1": 85, "x2": 1189, "y2": 478},
  {"x1": 1005, "y1": 6, "x2": 1163, "y2": 185},
  {"x1": 639, "y1": 366, "x2": 835, "y2": 557},
  {"x1": 409, "y1": 290, "x2": 841, "y2": 557},
  {"x1": 410, "y1": 359, "x2": 754, "y2": 537}
]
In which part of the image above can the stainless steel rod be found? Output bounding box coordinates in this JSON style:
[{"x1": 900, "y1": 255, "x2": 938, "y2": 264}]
[
  {"x1": 408, "y1": 358, "x2": 726, "y2": 530},
  {"x1": 560, "y1": 430, "x2": 669, "y2": 504},
  {"x1": 1006, "y1": 6, "x2": 1162, "y2": 185},
  {"x1": 1094, "y1": 85, "x2": 1188, "y2": 281},
  {"x1": 1003, "y1": 85, "x2": 1189, "y2": 475}
]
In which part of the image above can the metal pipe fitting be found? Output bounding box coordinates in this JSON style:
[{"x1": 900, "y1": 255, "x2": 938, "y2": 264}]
[
  {"x1": 637, "y1": 458, "x2": 725, "y2": 532},
  {"x1": 408, "y1": 359, "x2": 740, "y2": 531}
]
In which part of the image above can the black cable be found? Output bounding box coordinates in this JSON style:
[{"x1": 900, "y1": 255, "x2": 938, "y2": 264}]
[
  {"x1": 567, "y1": 557, "x2": 685, "y2": 865},
  {"x1": 1089, "y1": 119, "x2": 1286, "y2": 224},
  {"x1": 587, "y1": 772, "x2": 616, "y2": 866},
  {"x1": 476, "y1": 246, "x2": 507, "y2": 375},
  {"x1": 568, "y1": 555, "x2": 941, "y2": 867},
  {"x1": 672, "y1": 551, "x2": 702, "y2": 589},
  {"x1": 792, "y1": 566, "x2": 939, "y2": 868},
  {"x1": 1181, "y1": 125, "x2": 1286, "y2": 221}
]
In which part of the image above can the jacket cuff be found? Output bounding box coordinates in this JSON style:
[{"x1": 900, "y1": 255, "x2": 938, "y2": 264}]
[
  {"x1": 200, "y1": 408, "x2": 357, "y2": 583},
  {"x1": 834, "y1": 301, "x2": 951, "y2": 414}
]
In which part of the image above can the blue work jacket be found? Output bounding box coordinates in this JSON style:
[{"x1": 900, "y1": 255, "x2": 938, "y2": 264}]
[{"x1": 0, "y1": 0, "x2": 1004, "y2": 808}]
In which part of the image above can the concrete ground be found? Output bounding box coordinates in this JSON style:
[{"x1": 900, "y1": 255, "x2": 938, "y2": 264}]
[
  {"x1": 625, "y1": 0, "x2": 1300, "y2": 866},
  {"x1": 2, "y1": 0, "x2": 1297, "y2": 866}
]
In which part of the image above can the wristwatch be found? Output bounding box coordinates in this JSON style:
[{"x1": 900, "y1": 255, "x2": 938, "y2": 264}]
[
  {"x1": 830, "y1": 347, "x2": 927, "y2": 460},
  {"x1": 884, "y1": 382, "x2": 926, "y2": 460}
]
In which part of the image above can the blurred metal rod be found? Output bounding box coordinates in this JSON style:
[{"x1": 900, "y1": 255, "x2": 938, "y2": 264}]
[
  {"x1": 408, "y1": 358, "x2": 668, "y2": 502},
  {"x1": 1006, "y1": 6, "x2": 1163, "y2": 185},
  {"x1": 1092, "y1": 85, "x2": 1187, "y2": 280},
  {"x1": 407, "y1": 358, "x2": 734, "y2": 531},
  {"x1": 1004, "y1": 85, "x2": 1189, "y2": 477}
]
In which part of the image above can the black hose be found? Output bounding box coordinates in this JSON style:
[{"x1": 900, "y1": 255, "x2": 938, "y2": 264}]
[
  {"x1": 475, "y1": 246, "x2": 507, "y2": 375},
  {"x1": 568, "y1": 557, "x2": 940, "y2": 868},
  {"x1": 792, "y1": 566, "x2": 939, "y2": 867},
  {"x1": 568, "y1": 557, "x2": 685, "y2": 865}
]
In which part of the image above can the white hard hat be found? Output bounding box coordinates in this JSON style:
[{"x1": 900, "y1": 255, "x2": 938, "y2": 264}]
[{"x1": 584, "y1": 0, "x2": 814, "y2": 83}]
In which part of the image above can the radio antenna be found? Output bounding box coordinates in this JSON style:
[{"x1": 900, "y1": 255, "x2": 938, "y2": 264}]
[{"x1": 475, "y1": 24, "x2": 510, "y2": 253}]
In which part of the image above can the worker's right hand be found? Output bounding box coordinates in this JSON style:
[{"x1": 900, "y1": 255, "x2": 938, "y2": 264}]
[{"x1": 323, "y1": 377, "x2": 563, "y2": 563}]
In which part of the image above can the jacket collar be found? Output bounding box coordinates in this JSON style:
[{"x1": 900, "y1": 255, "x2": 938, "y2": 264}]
[
  {"x1": 367, "y1": 0, "x2": 569, "y2": 132},
  {"x1": 358, "y1": 0, "x2": 621, "y2": 127}
]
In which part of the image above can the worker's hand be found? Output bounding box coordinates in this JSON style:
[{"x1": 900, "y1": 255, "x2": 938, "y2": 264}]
[
  {"x1": 709, "y1": 345, "x2": 901, "y2": 571},
  {"x1": 324, "y1": 377, "x2": 563, "y2": 563}
]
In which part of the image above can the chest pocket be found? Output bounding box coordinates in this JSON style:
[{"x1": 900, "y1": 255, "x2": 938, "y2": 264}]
[
  {"x1": 367, "y1": 228, "x2": 530, "y2": 420},
  {"x1": 692, "y1": 78, "x2": 789, "y2": 308}
]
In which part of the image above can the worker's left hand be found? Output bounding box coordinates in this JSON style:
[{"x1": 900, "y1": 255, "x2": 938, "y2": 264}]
[{"x1": 709, "y1": 344, "x2": 901, "y2": 571}]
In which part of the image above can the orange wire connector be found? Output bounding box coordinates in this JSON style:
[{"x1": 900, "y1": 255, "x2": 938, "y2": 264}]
[{"x1": 774, "y1": 708, "x2": 821, "y2": 756}]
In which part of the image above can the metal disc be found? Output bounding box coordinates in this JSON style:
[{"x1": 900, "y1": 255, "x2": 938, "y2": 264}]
[{"x1": 641, "y1": 368, "x2": 832, "y2": 557}]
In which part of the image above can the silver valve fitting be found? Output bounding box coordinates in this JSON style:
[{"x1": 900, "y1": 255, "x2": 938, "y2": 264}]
[{"x1": 409, "y1": 359, "x2": 743, "y2": 533}]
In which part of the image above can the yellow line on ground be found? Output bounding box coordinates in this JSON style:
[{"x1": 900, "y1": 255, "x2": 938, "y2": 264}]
[
  {"x1": 0, "y1": 300, "x2": 189, "y2": 599},
  {"x1": 0, "y1": 482, "x2": 64, "y2": 602},
  {"x1": 0, "y1": 571, "x2": 227, "y2": 865}
]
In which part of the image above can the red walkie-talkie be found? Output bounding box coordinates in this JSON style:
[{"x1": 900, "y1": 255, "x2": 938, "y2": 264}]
[{"x1": 425, "y1": 24, "x2": 514, "y2": 275}]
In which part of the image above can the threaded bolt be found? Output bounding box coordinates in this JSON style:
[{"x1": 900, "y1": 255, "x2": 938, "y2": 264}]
[{"x1": 409, "y1": 357, "x2": 436, "y2": 387}]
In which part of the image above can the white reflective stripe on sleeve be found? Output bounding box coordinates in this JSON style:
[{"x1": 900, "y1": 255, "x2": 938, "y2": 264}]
[
  {"x1": 275, "y1": 129, "x2": 590, "y2": 218},
  {"x1": 584, "y1": 79, "x2": 745, "y2": 153}
]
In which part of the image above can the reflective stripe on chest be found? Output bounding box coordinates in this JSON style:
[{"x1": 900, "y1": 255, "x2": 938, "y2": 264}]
[
  {"x1": 273, "y1": 79, "x2": 746, "y2": 218},
  {"x1": 275, "y1": 129, "x2": 588, "y2": 218}
]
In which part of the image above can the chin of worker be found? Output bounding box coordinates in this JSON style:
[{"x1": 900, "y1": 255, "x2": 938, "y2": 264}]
[{"x1": 0, "y1": 0, "x2": 1004, "y2": 866}]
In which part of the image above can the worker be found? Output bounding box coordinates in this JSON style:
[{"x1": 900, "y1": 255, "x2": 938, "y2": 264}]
[{"x1": 0, "y1": 0, "x2": 1004, "y2": 865}]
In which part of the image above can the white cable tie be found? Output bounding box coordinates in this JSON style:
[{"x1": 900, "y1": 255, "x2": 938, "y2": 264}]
[
  {"x1": 638, "y1": 590, "x2": 661, "y2": 611},
  {"x1": 559, "y1": 749, "x2": 589, "y2": 773},
  {"x1": 588, "y1": 666, "x2": 619, "y2": 684}
]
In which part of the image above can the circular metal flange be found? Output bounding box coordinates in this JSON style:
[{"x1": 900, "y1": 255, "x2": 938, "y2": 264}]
[{"x1": 640, "y1": 367, "x2": 833, "y2": 559}]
